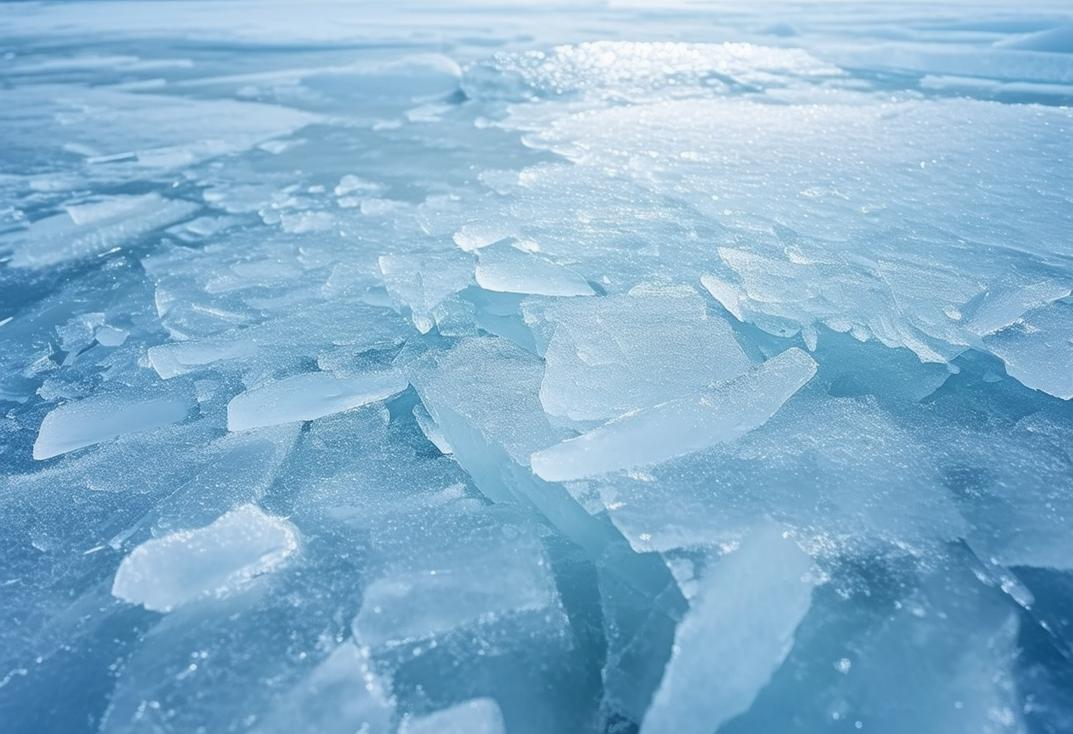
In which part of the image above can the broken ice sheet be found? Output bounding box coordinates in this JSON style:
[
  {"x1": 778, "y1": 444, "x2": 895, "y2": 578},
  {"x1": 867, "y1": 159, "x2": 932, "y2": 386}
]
[
  {"x1": 474, "y1": 241, "x2": 594, "y2": 297},
  {"x1": 5, "y1": 5, "x2": 1073, "y2": 734}
]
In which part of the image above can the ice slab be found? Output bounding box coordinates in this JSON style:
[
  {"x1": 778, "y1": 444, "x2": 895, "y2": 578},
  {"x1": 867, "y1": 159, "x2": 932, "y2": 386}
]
[
  {"x1": 408, "y1": 337, "x2": 625, "y2": 559},
  {"x1": 400, "y1": 698, "x2": 506, "y2": 734},
  {"x1": 532, "y1": 284, "x2": 751, "y2": 422},
  {"x1": 352, "y1": 505, "x2": 563, "y2": 648},
  {"x1": 227, "y1": 370, "x2": 407, "y2": 431},
  {"x1": 982, "y1": 300, "x2": 1073, "y2": 399},
  {"x1": 531, "y1": 347, "x2": 817, "y2": 481},
  {"x1": 587, "y1": 391, "x2": 967, "y2": 556},
  {"x1": 111, "y1": 504, "x2": 298, "y2": 612},
  {"x1": 34, "y1": 392, "x2": 194, "y2": 460},
  {"x1": 642, "y1": 526, "x2": 816, "y2": 734},
  {"x1": 379, "y1": 251, "x2": 475, "y2": 333},
  {"x1": 475, "y1": 243, "x2": 594, "y2": 297},
  {"x1": 256, "y1": 643, "x2": 394, "y2": 734},
  {"x1": 4, "y1": 194, "x2": 199, "y2": 268}
]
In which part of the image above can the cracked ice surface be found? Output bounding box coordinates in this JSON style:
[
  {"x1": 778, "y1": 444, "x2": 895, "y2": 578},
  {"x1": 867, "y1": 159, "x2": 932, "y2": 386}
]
[{"x1": 2, "y1": 2, "x2": 1073, "y2": 733}]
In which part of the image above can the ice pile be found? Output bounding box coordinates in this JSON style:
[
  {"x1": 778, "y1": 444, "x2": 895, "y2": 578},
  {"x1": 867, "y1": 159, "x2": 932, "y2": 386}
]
[{"x1": 2, "y1": 2, "x2": 1073, "y2": 734}]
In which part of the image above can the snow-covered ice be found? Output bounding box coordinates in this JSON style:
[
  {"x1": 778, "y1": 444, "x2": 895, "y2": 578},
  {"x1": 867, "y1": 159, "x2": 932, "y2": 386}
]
[{"x1": 3, "y1": 1, "x2": 1073, "y2": 733}]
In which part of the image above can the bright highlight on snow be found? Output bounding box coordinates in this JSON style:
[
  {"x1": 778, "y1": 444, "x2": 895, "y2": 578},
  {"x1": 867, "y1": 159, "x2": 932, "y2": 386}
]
[{"x1": 2, "y1": 2, "x2": 1072, "y2": 734}]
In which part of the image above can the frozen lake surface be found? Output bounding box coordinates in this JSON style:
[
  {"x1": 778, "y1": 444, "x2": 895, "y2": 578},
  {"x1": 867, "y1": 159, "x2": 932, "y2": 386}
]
[{"x1": 2, "y1": 1, "x2": 1073, "y2": 732}]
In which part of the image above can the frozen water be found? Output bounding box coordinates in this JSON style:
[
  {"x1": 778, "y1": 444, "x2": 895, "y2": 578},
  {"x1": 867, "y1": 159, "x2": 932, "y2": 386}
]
[
  {"x1": 3, "y1": 1, "x2": 1073, "y2": 733},
  {"x1": 226, "y1": 370, "x2": 407, "y2": 431},
  {"x1": 530, "y1": 347, "x2": 817, "y2": 481},
  {"x1": 111, "y1": 504, "x2": 299, "y2": 612},
  {"x1": 641, "y1": 526, "x2": 817, "y2": 734},
  {"x1": 33, "y1": 391, "x2": 195, "y2": 460},
  {"x1": 399, "y1": 698, "x2": 506, "y2": 734},
  {"x1": 532, "y1": 284, "x2": 751, "y2": 423}
]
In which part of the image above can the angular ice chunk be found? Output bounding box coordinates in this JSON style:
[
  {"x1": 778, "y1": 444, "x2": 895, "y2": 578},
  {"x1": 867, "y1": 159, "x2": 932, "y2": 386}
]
[
  {"x1": 965, "y1": 279, "x2": 1071, "y2": 337},
  {"x1": 353, "y1": 507, "x2": 562, "y2": 648},
  {"x1": 641, "y1": 526, "x2": 816, "y2": 734},
  {"x1": 34, "y1": 392, "x2": 194, "y2": 460},
  {"x1": 149, "y1": 338, "x2": 258, "y2": 379},
  {"x1": 4, "y1": 194, "x2": 199, "y2": 268},
  {"x1": 407, "y1": 337, "x2": 624, "y2": 558},
  {"x1": 112, "y1": 504, "x2": 298, "y2": 612},
  {"x1": 531, "y1": 347, "x2": 817, "y2": 481},
  {"x1": 590, "y1": 391, "x2": 966, "y2": 556},
  {"x1": 453, "y1": 222, "x2": 515, "y2": 252},
  {"x1": 534, "y1": 285, "x2": 751, "y2": 422},
  {"x1": 399, "y1": 699, "x2": 506, "y2": 734},
  {"x1": 255, "y1": 643, "x2": 393, "y2": 734},
  {"x1": 475, "y1": 244, "x2": 594, "y2": 297},
  {"x1": 983, "y1": 301, "x2": 1073, "y2": 399},
  {"x1": 379, "y1": 252, "x2": 474, "y2": 333},
  {"x1": 227, "y1": 370, "x2": 407, "y2": 431}
]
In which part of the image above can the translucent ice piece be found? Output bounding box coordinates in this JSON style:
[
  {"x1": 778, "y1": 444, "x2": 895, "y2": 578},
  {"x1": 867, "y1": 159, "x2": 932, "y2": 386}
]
[
  {"x1": 112, "y1": 504, "x2": 298, "y2": 612},
  {"x1": 256, "y1": 643, "x2": 394, "y2": 734},
  {"x1": 642, "y1": 526, "x2": 816, "y2": 734},
  {"x1": 983, "y1": 300, "x2": 1073, "y2": 399},
  {"x1": 399, "y1": 698, "x2": 506, "y2": 734},
  {"x1": 531, "y1": 347, "x2": 817, "y2": 481},
  {"x1": 534, "y1": 285, "x2": 751, "y2": 422},
  {"x1": 352, "y1": 506, "x2": 562, "y2": 648},
  {"x1": 34, "y1": 392, "x2": 194, "y2": 460},
  {"x1": 4, "y1": 194, "x2": 199, "y2": 268},
  {"x1": 475, "y1": 244, "x2": 594, "y2": 297},
  {"x1": 227, "y1": 370, "x2": 407, "y2": 431}
]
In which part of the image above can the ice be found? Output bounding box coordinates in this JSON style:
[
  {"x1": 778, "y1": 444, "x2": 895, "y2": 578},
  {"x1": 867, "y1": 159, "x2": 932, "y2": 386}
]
[
  {"x1": 399, "y1": 698, "x2": 506, "y2": 734},
  {"x1": 997, "y1": 24, "x2": 1073, "y2": 53},
  {"x1": 226, "y1": 370, "x2": 407, "y2": 431},
  {"x1": 5, "y1": 2, "x2": 1073, "y2": 733},
  {"x1": 3, "y1": 194, "x2": 199, "y2": 268},
  {"x1": 464, "y1": 41, "x2": 841, "y2": 101},
  {"x1": 255, "y1": 643, "x2": 394, "y2": 734},
  {"x1": 33, "y1": 391, "x2": 194, "y2": 460},
  {"x1": 352, "y1": 505, "x2": 563, "y2": 648},
  {"x1": 532, "y1": 284, "x2": 751, "y2": 422},
  {"x1": 475, "y1": 243, "x2": 594, "y2": 297},
  {"x1": 531, "y1": 347, "x2": 817, "y2": 481},
  {"x1": 111, "y1": 504, "x2": 298, "y2": 612},
  {"x1": 584, "y1": 391, "x2": 968, "y2": 556},
  {"x1": 641, "y1": 526, "x2": 817, "y2": 734}
]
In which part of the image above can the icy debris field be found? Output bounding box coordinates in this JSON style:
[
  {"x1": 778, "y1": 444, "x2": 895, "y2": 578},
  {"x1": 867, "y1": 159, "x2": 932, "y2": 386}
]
[{"x1": 3, "y1": 0, "x2": 1073, "y2": 732}]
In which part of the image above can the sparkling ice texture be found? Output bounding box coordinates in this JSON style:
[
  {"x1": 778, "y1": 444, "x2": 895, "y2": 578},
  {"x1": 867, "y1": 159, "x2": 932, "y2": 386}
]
[{"x1": 2, "y1": 2, "x2": 1073, "y2": 734}]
